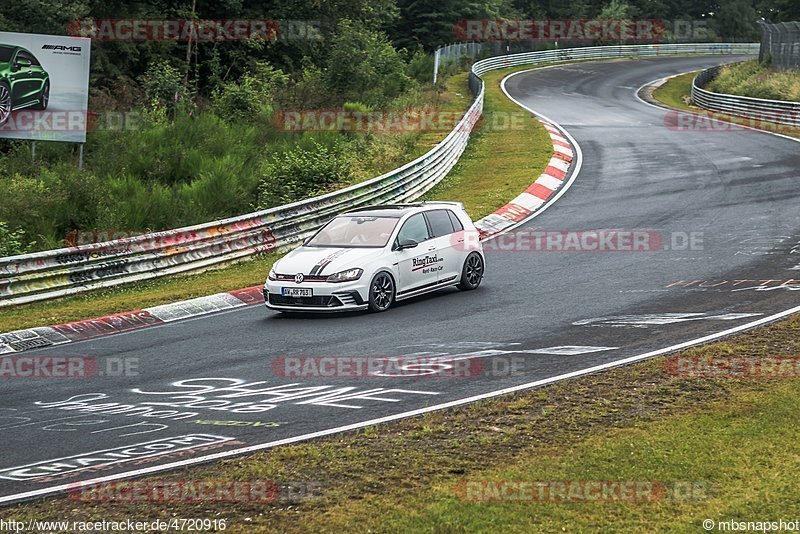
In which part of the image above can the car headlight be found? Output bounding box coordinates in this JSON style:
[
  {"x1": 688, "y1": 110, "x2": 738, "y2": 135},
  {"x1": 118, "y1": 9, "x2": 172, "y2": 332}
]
[
  {"x1": 326, "y1": 268, "x2": 363, "y2": 283},
  {"x1": 268, "y1": 267, "x2": 278, "y2": 281}
]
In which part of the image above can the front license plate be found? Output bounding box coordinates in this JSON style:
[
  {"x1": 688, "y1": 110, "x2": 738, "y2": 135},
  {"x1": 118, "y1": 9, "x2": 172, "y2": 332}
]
[{"x1": 282, "y1": 287, "x2": 312, "y2": 297}]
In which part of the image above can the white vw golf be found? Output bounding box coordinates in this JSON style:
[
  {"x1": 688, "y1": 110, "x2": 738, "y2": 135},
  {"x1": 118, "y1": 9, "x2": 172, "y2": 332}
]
[{"x1": 264, "y1": 202, "x2": 485, "y2": 312}]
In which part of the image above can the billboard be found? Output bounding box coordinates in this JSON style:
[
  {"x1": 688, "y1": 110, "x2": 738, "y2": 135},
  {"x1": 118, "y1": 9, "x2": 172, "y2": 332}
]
[{"x1": 0, "y1": 31, "x2": 91, "y2": 143}]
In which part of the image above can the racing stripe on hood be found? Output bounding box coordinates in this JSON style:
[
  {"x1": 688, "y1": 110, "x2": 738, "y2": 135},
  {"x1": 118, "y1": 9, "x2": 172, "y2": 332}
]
[{"x1": 310, "y1": 249, "x2": 350, "y2": 275}]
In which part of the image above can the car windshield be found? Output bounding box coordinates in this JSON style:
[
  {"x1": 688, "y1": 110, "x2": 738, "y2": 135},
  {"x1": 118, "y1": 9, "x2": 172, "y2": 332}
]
[
  {"x1": 306, "y1": 215, "x2": 400, "y2": 248},
  {"x1": 0, "y1": 47, "x2": 14, "y2": 63}
]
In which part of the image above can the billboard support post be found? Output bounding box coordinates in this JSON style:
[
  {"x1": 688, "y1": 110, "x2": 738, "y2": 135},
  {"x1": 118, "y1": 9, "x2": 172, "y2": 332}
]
[
  {"x1": 31, "y1": 141, "x2": 36, "y2": 162},
  {"x1": 78, "y1": 143, "x2": 84, "y2": 169}
]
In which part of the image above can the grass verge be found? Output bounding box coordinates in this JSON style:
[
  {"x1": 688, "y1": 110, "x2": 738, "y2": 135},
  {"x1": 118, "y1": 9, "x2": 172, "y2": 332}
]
[
  {"x1": 7, "y1": 307, "x2": 800, "y2": 531},
  {"x1": 0, "y1": 67, "x2": 551, "y2": 333},
  {"x1": 706, "y1": 60, "x2": 800, "y2": 102},
  {"x1": 651, "y1": 70, "x2": 800, "y2": 139}
]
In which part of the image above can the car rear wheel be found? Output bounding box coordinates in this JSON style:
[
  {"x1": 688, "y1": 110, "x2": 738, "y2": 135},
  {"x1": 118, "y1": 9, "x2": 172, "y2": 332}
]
[
  {"x1": 368, "y1": 272, "x2": 395, "y2": 312},
  {"x1": 0, "y1": 83, "x2": 11, "y2": 125},
  {"x1": 457, "y1": 252, "x2": 484, "y2": 290},
  {"x1": 33, "y1": 81, "x2": 49, "y2": 110}
]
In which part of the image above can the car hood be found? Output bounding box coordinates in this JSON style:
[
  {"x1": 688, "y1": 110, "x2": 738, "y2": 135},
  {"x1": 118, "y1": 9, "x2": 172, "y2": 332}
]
[{"x1": 274, "y1": 246, "x2": 386, "y2": 277}]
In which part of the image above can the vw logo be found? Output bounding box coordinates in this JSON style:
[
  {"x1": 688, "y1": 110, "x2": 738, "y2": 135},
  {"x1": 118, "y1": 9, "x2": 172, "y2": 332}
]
[{"x1": 295, "y1": 273, "x2": 304, "y2": 284}]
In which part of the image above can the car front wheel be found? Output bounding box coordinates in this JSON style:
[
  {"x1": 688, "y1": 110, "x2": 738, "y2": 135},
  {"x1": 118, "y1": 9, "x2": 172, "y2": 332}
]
[
  {"x1": 33, "y1": 81, "x2": 49, "y2": 110},
  {"x1": 0, "y1": 82, "x2": 11, "y2": 125},
  {"x1": 368, "y1": 271, "x2": 395, "y2": 312},
  {"x1": 457, "y1": 252, "x2": 484, "y2": 290}
]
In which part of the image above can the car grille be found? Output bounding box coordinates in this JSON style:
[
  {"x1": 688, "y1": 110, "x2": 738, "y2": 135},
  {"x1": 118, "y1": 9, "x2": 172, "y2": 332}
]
[
  {"x1": 267, "y1": 294, "x2": 343, "y2": 308},
  {"x1": 272, "y1": 274, "x2": 328, "y2": 282}
]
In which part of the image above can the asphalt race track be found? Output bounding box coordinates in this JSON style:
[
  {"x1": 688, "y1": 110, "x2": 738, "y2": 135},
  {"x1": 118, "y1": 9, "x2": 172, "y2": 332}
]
[{"x1": 2, "y1": 55, "x2": 799, "y2": 505}]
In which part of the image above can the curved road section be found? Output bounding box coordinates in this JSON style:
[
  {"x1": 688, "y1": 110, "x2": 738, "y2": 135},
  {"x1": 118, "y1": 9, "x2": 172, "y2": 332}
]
[{"x1": 1, "y1": 56, "x2": 799, "y2": 504}]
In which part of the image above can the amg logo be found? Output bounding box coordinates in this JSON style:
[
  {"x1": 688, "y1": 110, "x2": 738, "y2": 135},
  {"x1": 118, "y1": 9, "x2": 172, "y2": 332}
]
[{"x1": 42, "y1": 44, "x2": 82, "y2": 51}]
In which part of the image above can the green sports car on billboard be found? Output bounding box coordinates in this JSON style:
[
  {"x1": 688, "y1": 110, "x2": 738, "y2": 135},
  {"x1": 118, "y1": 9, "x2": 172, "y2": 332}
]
[{"x1": 0, "y1": 44, "x2": 50, "y2": 125}]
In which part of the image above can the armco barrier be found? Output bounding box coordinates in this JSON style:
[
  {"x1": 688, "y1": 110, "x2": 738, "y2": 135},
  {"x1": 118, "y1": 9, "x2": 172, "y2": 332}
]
[
  {"x1": 0, "y1": 43, "x2": 758, "y2": 307},
  {"x1": 691, "y1": 64, "x2": 800, "y2": 127}
]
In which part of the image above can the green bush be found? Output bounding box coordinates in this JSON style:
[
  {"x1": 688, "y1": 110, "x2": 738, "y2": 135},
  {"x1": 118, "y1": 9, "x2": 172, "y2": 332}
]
[
  {"x1": 140, "y1": 60, "x2": 192, "y2": 116},
  {"x1": 343, "y1": 101, "x2": 374, "y2": 113},
  {"x1": 0, "y1": 221, "x2": 35, "y2": 257},
  {"x1": 275, "y1": 63, "x2": 331, "y2": 109},
  {"x1": 96, "y1": 113, "x2": 263, "y2": 186},
  {"x1": 257, "y1": 140, "x2": 352, "y2": 208},
  {"x1": 212, "y1": 62, "x2": 287, "y2": 123},
  {"x1": 407, "y1": 50, "x2": 434, "y2": 84},
  {"x1": 0, "y1": 167, "x2": 106, "y2": 248},
  {"x1": 325, "y1": 20, "x2": 412, "y2": 105}
]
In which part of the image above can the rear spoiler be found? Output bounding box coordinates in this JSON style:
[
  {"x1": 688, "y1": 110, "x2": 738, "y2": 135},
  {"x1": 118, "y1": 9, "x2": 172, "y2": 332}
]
[{"x1": 420, "y1": 201, "x2": 466, "y2": 211}]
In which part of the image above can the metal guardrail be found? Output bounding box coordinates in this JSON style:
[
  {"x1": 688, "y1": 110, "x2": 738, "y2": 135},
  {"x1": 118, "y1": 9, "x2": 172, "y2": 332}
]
[
  {"x1": 691, "y1": 64, "x2": 800, "y2": 127},
  {"x1": 0, "y1": 43, "x2": 758, "y2": 307}
]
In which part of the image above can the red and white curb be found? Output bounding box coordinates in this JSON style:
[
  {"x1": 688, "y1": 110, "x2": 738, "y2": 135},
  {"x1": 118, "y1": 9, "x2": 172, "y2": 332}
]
[
  {"x1": 473, "y1": 119, "x2": 576, "y2": 238},
  {"x1": 0, "y1": 287, "x2": 265, "y2": 354}
]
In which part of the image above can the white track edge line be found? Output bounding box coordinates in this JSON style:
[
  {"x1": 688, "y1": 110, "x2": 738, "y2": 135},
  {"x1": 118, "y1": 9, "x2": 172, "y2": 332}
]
[{"x1": 4, "y1": 301, "x2": 800, "y2": 505}]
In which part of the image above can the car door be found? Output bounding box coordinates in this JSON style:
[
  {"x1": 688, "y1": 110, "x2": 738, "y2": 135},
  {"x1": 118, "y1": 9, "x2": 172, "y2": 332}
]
[
  {"x1": 25, "y1": 53, "x2": 47, "y2": 100},
  {"x1": 423, "y1": 209, "x2": 461, "y2": 283},
  {"x1": 10, "y1": 51, "x2": 35, "y2": 104},
  {"x1": 394, "y1": 212, "x2": 438, "y2": 294}
]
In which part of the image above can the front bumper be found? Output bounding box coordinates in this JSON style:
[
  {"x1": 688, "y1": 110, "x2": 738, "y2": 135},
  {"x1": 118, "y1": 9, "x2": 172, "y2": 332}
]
[{"x1": 263, "y1": 280, "x2": 369, "y2": 312}]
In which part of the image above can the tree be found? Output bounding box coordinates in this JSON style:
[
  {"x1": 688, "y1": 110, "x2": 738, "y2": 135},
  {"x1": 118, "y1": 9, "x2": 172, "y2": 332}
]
[
  {"x1": 325, "y1": 20, "x2": 410, "y2": 104},
  {"x1": 597, "y1": 0, "x2": 635, "y2": 44},
  {"x1": 391, "y1": 0, "x2": 513, "y2": 51},
  {"x1": 713, "y1": 0, "x2": 759, "y2": 41},
  {"x1": 757, "y1": 0, "x2": 800, "y2": 22}
]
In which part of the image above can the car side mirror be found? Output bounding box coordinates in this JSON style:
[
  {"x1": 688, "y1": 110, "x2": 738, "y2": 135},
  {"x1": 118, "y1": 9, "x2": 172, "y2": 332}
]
[
  {"x1": 395, "y1": 239, "x2": 418, "y2": 251},
  {"x1": 15, "y1": 58, "x2": 31, "y2": 68}
]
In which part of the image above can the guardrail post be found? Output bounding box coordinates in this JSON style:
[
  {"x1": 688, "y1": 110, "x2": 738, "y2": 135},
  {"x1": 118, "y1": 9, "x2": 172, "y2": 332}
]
[{"x1": 433, "y1": 48, "x2": 440, "y2": 85}]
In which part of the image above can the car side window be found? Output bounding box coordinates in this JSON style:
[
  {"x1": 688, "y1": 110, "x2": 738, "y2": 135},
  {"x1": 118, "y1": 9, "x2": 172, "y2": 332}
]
[
  {"x1": 397, "y1": 213, "x2": 430, "y2": 244},
  {"x1": 16, "y1": 51, "x2": 33, "y2": 65},
  {"x1": 425, "y1": 210, "x2": 455, "y2": 238},
  {"x1": 447, "y1": 210, "x2": 464, "y2": 232}
]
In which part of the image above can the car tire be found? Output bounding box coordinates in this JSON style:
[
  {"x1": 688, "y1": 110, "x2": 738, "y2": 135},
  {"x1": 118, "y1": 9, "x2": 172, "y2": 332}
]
[
  {"x1": 33, "y1": 81, "x2": 49, "y2": 110},
  {"x1": 457, "y1": 252, "x2": 484, "y2": 290},
  {"x1": 368, "y1": 271, "x2": 395, "y2": 312},
  {"x1": 0, "y1": 82, "x2": 11, "y2": 126}
]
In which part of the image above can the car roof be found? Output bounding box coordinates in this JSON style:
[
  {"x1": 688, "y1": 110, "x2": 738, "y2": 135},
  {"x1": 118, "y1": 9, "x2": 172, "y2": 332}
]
[{"x1": 343, "y1": 202, "x2": 464, "y2": 218}]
